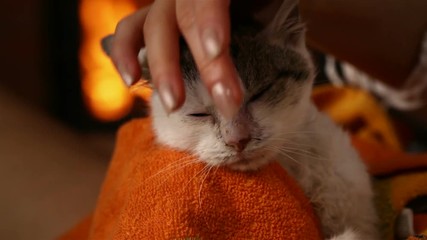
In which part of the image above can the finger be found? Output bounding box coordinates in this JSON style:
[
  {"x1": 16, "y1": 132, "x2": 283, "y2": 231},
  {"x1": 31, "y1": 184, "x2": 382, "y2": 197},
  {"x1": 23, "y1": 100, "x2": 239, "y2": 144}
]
[
  {"x1": 111, "y1": 7, "x2": 149, "y2": 86},
  {"x1": 195, "y1": 0, "x2": 244, "y2": 120},
  {"x1": 144, "y1": 0, "x2": 184, "y2": 113},
  {"x1": 177, "y1": 0, "x2": 244, "y2": 120}
]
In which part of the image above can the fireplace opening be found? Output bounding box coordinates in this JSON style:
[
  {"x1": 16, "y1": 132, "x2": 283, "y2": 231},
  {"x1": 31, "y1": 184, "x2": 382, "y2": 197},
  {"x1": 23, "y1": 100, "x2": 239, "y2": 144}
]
[
  {"x1": 46, "y1": 0, "x2": 151, "y2": 129},
  {"x1": 79, "y1": 0, "x2": 136, "y2": 122}
]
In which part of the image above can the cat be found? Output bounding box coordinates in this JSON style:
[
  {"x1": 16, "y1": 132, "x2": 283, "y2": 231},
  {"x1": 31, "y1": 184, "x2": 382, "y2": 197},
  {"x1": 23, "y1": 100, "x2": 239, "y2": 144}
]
[{"x1": 144, "y1": 1, "x2": 379, "y2": 239}]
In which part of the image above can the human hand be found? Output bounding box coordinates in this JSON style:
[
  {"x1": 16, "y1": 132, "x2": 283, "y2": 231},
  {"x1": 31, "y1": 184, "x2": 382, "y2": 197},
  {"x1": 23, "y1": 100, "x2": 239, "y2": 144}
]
[{"x1": 109, "y1": 0, "x2": 244, "y2": 119}]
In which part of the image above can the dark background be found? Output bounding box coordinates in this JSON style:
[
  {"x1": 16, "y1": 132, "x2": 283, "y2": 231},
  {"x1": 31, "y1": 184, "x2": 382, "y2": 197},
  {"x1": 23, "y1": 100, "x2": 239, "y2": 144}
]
[
  {"x1": 0, "y1": 1, "x2": 111, "y2": 239},
  {"x1": 1, "y1": 0, "x2": 85, "y2": 125}
]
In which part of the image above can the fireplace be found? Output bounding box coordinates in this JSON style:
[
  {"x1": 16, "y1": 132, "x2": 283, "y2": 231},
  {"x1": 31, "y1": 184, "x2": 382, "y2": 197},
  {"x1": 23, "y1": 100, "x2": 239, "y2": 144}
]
[
  {"x1": 44, "y1": 0, "x2": 152, "y2": 129},
  {"x1": 79, "y1": 0, "x2": 136, "y2": 122}
]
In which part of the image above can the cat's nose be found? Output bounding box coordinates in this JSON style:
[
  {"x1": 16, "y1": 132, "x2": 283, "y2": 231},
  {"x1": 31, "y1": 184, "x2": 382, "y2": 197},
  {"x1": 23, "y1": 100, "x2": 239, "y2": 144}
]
[{"x1": 226, "y1": 137, "x2": 251, "y2": 152}]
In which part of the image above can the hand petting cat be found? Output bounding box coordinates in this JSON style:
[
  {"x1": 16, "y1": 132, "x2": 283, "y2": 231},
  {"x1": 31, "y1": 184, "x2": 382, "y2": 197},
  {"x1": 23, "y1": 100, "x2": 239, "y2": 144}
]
[
  {"x1": 111, "y1": 0, "x2": 427, "y2": 125},
  {"x1": 110, "y1": 0, "x2": 246, "y2": 120}
]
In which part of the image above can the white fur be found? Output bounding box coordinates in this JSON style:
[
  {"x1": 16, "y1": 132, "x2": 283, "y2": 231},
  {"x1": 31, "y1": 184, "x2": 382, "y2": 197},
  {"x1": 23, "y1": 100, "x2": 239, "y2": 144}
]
[
  {"x1": 279, "y1": 104, "x2": 379, "y2": 239},
  {"x1": 151, "y1": 77, "x2": 313, "y2": 171}
]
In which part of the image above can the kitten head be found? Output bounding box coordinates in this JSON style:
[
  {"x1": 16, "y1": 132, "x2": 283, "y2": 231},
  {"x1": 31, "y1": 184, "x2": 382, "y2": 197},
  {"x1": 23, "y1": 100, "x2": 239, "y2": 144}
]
[{"x1": 149, "y1": 0, "x2": 315, "y2": 171}]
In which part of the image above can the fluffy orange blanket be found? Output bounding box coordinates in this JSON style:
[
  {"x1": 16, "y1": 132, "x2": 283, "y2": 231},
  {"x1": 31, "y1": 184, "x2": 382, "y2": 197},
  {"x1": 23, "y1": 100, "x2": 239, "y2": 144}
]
[{"x1": 62, "y1": 118, "x2": 322, "y2": 239}]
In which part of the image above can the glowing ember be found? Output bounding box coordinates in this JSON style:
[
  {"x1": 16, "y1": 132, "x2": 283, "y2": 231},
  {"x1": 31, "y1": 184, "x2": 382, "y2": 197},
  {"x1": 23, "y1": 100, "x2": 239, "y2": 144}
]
[{"x1": 79, "y1": 0, "x2": 137, "y2": 121}]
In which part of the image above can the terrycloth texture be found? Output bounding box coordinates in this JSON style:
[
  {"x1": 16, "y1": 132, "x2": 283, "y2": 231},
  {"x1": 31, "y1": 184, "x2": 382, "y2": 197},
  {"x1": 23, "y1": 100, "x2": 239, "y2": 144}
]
[
  {"x1": 71, "y1": 118, "x2": 322, "y2": 239},
  {"x1": 61, "y1": 86, "x2": 427, "y2": 239}
]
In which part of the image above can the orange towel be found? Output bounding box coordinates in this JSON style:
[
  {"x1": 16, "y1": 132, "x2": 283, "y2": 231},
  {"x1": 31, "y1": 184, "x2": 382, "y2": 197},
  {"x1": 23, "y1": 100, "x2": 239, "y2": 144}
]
[
  {"x1": 61, "y1": 118, "x2": 322, "y2": 239},
  {"x1": 61, "y1": 86, "x2": 427, "y2": 239}
]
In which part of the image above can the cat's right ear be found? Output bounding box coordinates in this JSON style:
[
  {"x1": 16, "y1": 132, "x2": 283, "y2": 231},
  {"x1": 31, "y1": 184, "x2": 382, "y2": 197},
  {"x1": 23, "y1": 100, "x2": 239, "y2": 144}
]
[{"x1": 255, "y1": 0, "x2": 304, "y2": 48}]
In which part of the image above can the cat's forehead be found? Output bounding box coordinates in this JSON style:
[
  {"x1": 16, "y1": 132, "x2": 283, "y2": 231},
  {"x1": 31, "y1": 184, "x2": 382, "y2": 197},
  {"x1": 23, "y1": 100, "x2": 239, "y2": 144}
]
[
  {"x1": 231, "y1": 36, "x2": 308, "y2": 93},
  {"x1": 179, "y1": 27, "x2": 310, "y2": 101}
]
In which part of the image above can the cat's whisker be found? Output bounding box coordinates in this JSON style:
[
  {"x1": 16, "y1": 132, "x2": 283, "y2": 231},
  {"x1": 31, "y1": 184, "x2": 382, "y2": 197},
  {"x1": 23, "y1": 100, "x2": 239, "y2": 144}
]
[
  {"x1": 265, "y1": 146, "x2": 302, "y2": 166},
  {"x1": 278, "y1": 147, "x2": 329, "y2": 162},
  {"x1": 145, "y1": 155, "x2": 197, "y2": 182},
  {"x1": 119, "y1": 155, "x2": 197, "y2": 200},
  {"x1": 145, "y1": 156, "x2": 201, "y2": 189},
  {"x1": 213, "y1": 165, "x2": 220, "y2": 176},
  {"x1": 150, "y1": 162, "x2": 200, "y2": 188},
  {"x1": 277, "y1": 144, "x2": 326, "y2": 158},
  {"x1": 183, "y1": 163, "x2": 211, "y2": 190},
  {"x1": 198, "y1": 165, "x2": 215, "y2": 208},
  {"x1": 152, "y1": 155, "x2": 195, "y2": 172},
  {"x1": 153, "y1": 161, "x2": 199, "y2": 184},
  {"x1": 268, "y1": 144, "x2": 327, "y2": 165},
  {"x1": 275, "y1": 150, "x2": 301, "y2": 166},
  {"x1": 267, "y1": 138, "x2": 329, "y2": 155},
  {"x1": 267, "y1": 138, "x2": 316, "y2": 148},
  {"x1": 270, "y1": 133, "x2": 329, "y2": 139},
  {"x1": 280, "y1": 130, "x2": 325, "y2": 135},
  {"x1": 273, "y1": 138, "x2": 326, "y2": 153}
]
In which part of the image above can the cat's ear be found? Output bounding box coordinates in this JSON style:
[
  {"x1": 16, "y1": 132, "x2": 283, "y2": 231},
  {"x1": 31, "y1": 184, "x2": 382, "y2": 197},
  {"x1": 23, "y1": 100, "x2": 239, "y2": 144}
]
[
  {"x1": 137, "y1": 48, "x2": 152, "y2": 83},
  {"x1": 256, "y1": 0, "x2": 305, "y2": 48},
  {"x1": 101, "y1": 35, "x2": 153, "y2": 84}
]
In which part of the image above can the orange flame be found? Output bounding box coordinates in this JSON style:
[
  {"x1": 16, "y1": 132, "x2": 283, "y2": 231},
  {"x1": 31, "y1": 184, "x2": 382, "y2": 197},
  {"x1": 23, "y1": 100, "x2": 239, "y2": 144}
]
[{"x1": 79, "y1": 0, "x2": 137, "y2": 121}]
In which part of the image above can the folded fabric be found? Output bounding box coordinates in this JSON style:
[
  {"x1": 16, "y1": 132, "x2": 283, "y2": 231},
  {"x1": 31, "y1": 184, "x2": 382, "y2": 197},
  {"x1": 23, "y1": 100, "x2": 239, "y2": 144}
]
[
  {"x1": 311, "y1": 85, "x2": 402, "y2": 150},
  {"x1": 354, "y1": 139, "x2": 427, "y2": 239},
  {"x1": 313, "y1": 86, "x2": 427, "y2": 239}
]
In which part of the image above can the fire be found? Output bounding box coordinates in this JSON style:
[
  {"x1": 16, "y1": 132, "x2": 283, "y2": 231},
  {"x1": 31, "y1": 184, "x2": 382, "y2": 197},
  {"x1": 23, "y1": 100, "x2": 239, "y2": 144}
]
[{"x1": 79, "y1": 0, "x2": 138, "y2": 121}]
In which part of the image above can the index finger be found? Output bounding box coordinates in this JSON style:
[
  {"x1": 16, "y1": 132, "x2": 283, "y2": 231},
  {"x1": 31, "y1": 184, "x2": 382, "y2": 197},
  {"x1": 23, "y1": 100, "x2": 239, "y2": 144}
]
[
  {"x1": 111, "y1": 7, "x2": 150, "y2": 86},
  {"x1": 177, "y1": 0, "x2": 244, "y2": 120}
]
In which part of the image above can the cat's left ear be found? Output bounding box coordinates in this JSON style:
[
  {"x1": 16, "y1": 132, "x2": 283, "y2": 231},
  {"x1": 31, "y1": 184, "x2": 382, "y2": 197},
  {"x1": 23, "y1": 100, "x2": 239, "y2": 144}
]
[
  {"x1": 256, "y1": 0, "x2": 305, "y2": 48},
  {"x1": 101, "y1": 35, "x2": 153, "y2": 85},
  {"x1": 137, "y1": 48, "x2": 152, "y2": 83}
]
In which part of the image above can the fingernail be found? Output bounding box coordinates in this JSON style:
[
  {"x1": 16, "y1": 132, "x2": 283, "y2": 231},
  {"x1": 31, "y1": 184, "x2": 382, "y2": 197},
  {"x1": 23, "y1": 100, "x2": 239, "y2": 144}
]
[
  {"x1": 202, "y1": 28, "x2": 221, "y2": 60},
  {"x1": 118, "y1": 64, "x2": 134, "y2": 87},
  {"x1": 211, "y1": 82, "x2": 240, "y2": 120},
  {"x1": 158, "y1": 81, "x2": 178, "y2": 114}
]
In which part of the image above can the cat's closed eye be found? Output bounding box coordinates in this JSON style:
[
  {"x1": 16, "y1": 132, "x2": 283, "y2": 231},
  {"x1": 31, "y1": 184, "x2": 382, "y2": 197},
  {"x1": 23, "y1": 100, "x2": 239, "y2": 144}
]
[
  {"x1": 250, "y1": 84, "x2": 272, "y2": 102},
  {"x1": 187, "y1": 113, "x2": 211, "y2": 117},
  {"x1": 276, "y1": 70, "x2": 308, "y2": 81}
]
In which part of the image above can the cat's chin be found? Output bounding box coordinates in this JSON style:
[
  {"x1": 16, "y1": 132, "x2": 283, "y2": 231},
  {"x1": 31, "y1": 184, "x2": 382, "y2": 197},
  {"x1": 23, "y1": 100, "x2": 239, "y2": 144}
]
[{"x1": 226, "y1": 156, "x2": 273, "y2": 172}]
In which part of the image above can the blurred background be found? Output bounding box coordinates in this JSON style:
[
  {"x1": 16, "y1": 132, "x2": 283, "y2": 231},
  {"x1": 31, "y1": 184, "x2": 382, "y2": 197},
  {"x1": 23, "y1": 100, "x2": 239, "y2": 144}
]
[
  {"x1": 0, "y1": 0, "x2": 426, "y2": 239},
  {"x1": 0, "y1": 0, "x2": 150, "y2": 239}
]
